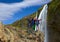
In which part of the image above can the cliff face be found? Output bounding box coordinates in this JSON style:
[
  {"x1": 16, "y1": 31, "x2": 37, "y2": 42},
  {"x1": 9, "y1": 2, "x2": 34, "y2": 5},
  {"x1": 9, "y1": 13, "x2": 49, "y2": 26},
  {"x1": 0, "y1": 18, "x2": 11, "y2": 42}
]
[{"x1": 48, "y1": 0, "x2": 60, "y2": 42}]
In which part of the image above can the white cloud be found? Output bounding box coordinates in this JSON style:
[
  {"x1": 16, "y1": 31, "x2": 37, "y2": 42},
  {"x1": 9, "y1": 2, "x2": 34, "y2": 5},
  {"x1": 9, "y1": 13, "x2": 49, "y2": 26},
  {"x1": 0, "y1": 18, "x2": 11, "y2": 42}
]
[{"x1": 0, "y1": 0, "x2": 51, "y2": 21}]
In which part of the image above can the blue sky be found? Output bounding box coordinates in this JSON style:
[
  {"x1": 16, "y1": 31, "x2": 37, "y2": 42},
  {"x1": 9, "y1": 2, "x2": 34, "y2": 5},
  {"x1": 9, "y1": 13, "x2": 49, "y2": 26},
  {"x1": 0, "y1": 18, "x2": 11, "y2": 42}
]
[
  {"x1": 0, "y1": 0, "x2": 51, "y2": 24},
  {"x1": 0, "y1": 0, "x2": 23, "y2": 3}
]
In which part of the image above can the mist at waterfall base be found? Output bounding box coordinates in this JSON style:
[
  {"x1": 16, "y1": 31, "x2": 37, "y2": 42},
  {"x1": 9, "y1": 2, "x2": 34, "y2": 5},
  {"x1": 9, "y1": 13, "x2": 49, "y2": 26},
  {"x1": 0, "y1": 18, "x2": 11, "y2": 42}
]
[{"x1": 38, "y1": 4, "x2": 48, "y2": 42}]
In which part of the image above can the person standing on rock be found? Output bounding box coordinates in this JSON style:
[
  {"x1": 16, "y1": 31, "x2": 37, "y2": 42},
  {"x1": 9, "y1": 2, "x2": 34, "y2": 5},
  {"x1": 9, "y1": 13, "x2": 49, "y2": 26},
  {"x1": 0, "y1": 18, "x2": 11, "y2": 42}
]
[
  {"x1": 33, "y1": 17, "x2": 42, "y2": 31},
  {"x1": 31, "y1": 18, "x2": 35, "y2": 30}
]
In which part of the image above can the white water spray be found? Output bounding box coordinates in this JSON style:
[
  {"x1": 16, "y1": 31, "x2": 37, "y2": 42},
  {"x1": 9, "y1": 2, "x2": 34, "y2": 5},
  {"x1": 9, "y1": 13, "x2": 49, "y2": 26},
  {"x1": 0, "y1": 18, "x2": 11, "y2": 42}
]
[{"x1": 38, "y1": 4, "x2": 48, "y2": 42}]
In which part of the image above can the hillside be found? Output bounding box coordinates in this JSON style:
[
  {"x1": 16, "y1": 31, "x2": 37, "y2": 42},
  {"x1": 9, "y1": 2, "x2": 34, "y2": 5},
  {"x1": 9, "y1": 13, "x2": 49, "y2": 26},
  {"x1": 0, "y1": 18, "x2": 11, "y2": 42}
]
[
  {"x1": 11, "y1": 7, "x2": 42, "y2": 28},
  {"x1": 0, "y1": 22, "x2": 44, "y2": 42}
]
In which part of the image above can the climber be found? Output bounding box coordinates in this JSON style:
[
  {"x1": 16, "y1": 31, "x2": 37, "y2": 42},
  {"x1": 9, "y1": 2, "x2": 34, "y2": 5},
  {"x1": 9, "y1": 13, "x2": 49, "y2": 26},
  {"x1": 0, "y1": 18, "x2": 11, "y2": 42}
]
[{"x1": 34, "y1": 17, "x2": 42, "y2": 31}]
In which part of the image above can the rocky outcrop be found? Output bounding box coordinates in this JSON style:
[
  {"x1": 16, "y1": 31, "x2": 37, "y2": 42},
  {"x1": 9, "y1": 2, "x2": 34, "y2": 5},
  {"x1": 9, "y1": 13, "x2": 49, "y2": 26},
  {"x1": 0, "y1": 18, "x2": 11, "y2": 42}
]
[
  {"x1": 0, "y1": 23, "x2": 44, "y2": 42},
  {"x1": 0, "y1": 22, "x2": 10, "y2": 42}
]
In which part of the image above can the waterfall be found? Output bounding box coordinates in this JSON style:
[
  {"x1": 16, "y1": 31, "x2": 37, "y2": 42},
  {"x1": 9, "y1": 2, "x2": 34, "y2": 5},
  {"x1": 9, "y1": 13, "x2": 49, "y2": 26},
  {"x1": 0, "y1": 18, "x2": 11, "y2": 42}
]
[{"x1": 38, "y1": 4, "x2": 48, "y2": 42}]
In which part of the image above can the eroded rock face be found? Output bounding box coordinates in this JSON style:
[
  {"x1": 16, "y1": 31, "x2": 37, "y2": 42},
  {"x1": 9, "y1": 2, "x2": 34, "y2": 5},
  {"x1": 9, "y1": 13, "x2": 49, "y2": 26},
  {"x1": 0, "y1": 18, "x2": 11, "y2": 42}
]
[
  {"x1": 0, "y1": 22, "x2": 11, "y2": 42},
  {"x1": 0, "y1": 22, "x2": 44, "y2": 42}
]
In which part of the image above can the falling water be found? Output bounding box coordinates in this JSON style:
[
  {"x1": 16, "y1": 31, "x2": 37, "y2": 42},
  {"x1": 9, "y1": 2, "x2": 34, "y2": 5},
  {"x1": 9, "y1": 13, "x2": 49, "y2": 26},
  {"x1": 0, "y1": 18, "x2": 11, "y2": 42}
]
[{"x1": 38, "y1": 4, "x2": 48, "y2": 42}]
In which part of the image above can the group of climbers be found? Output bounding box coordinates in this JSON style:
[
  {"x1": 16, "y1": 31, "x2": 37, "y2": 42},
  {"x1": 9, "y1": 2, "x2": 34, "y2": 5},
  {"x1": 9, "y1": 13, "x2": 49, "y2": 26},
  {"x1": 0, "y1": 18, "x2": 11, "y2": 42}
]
[{"x1": 27, "y1": 17, "x2": 42, "y2": 33}]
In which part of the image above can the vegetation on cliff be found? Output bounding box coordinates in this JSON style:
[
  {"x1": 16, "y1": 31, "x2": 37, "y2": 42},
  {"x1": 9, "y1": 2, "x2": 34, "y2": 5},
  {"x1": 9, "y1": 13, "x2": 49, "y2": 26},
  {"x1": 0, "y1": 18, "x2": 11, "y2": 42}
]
[{"x1": 47, "y1": 0, "x2": 60, "y2": 42}]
